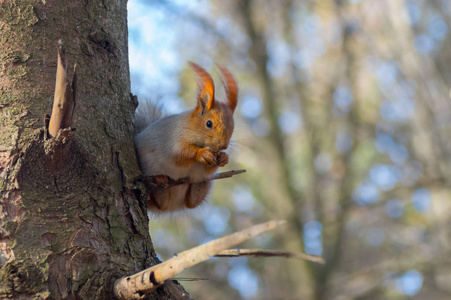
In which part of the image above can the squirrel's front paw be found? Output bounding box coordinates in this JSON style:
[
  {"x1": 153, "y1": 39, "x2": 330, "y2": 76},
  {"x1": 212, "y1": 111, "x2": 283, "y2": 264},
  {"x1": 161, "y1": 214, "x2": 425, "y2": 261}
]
[
  {"x1": 197, "y1": 147, "x2": 217, "y2": 166},
  {"x1": 216, "y1": 152, "x2": 229, "y2": 167}
]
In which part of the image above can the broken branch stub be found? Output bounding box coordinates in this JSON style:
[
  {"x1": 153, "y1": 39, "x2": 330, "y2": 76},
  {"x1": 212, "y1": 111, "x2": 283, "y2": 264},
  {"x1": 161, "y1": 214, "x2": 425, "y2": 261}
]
[
  {"x1": 48, "y1": 39, "x2": 76, "y2": 138},
  {"x1": 113, "y1": 220, "x2": 286, "y2": 300},
  {"x1": 44, "y1": 40, "x2": 77, "y2": 170}
]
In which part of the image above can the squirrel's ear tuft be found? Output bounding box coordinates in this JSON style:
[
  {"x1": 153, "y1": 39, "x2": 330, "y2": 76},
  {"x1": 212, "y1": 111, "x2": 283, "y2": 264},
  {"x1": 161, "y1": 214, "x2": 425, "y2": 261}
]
[
  {"x1": 189, "y1": 62, "x2": 215, "y2": 114},
  {"x1": 217, "y1": 64, "x2": 238, "y2": 113}
]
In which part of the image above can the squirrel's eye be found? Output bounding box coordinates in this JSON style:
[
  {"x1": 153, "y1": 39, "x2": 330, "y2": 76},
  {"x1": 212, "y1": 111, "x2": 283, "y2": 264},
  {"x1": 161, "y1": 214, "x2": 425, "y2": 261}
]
[{"x1": 206, "y1": 120, "x2": 213, "y2": 129}]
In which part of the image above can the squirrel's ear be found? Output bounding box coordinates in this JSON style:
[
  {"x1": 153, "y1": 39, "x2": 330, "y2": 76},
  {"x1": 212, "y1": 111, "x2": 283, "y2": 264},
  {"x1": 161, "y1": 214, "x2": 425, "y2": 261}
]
[
  {"x1": 189, "y1": 62, "x2": 215, "y2": 114},
  {"x1": 217, "y1": 64, "x2": 238, "y2": 113}
]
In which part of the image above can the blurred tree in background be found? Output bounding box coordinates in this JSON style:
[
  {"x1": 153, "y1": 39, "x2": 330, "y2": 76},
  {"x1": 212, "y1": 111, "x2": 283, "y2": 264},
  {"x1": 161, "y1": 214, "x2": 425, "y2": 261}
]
[{"x1": 128, "y1": 0, "x2": 451, "y2": 299}]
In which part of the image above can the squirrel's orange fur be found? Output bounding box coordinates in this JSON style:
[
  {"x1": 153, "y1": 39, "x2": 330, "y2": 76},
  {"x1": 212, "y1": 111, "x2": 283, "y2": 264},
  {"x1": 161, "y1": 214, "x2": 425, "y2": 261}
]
[{"x1": 134, "y1": 62, "x2": 238, "y2": 213}]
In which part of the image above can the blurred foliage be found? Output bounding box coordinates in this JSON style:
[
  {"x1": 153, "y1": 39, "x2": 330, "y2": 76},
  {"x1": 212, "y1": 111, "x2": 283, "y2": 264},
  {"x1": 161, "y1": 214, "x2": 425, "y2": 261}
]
[{"x1": 128, "y1": 0, "x2": 451, "y2": 299}]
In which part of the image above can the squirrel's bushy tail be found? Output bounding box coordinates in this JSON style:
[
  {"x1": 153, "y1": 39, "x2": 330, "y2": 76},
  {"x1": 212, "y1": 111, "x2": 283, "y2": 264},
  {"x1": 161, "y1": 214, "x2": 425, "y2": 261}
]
[{"x1": 134, "y1": 101, "x2": 165, "y2": 134}]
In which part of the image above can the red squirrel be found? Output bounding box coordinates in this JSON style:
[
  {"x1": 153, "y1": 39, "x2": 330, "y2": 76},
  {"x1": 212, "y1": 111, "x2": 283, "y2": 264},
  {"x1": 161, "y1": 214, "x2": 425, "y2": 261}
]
[{"x1": 134, "y1": 62, "x2": 239, "y2": 212}]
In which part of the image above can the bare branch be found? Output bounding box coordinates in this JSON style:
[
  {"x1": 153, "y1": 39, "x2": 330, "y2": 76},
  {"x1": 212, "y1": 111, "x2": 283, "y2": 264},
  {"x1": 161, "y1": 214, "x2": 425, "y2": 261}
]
[
  {"x1": 114, "y1": 220, "x2": 286, "y2": 300},
  {"x1": 216, "y1": 248, "x2": 325, "y2": 264},
  {"x1": 48, "y1": 39, "x2": 76, "y2": 138}
]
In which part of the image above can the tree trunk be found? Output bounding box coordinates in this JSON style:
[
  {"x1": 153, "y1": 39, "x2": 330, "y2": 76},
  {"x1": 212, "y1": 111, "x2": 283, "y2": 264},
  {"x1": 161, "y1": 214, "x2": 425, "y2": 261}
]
[{"x1": 0, "y1": 1, "x2": 187, "y2": 299}]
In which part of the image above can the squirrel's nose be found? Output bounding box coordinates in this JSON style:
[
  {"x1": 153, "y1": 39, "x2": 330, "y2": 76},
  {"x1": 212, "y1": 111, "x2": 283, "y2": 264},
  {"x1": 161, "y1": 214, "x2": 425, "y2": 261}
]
[{"x1": 219, "y1": 144, "x2": 228, "y2": 151}]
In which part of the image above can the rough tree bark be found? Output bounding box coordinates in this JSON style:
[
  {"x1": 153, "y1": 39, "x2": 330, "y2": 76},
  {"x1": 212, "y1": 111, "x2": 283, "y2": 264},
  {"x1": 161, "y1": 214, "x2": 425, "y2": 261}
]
[{"x1": 0, "y1": 1, "x2": 187, "y2": 299}]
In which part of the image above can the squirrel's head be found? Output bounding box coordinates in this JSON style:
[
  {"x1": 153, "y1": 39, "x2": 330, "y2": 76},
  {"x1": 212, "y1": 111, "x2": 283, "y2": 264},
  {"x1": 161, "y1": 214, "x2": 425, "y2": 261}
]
[{"x1": 188, "y1": 62, "x2": 238, "y2": 151}]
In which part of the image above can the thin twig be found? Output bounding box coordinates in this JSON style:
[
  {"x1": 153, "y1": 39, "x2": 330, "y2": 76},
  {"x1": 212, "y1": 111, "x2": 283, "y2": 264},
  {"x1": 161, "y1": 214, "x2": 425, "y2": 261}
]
[
  {"x1": 216, "y1": 248, "x2": 325, "y2": 264},
  {"x1": 114, "y1": 220, "x2": 286, "y2": 300},
  {"x1": 172, "y1": 277, "x2": 209, "y2": 282},
  {"x1": 148, "y1": 169, "x2": 246, "y2": 189},
  {"x1": 173, "y1": 169, "x2": 246, "y2": 185}
]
